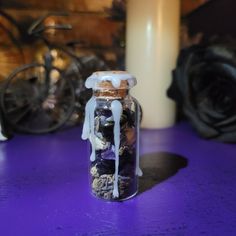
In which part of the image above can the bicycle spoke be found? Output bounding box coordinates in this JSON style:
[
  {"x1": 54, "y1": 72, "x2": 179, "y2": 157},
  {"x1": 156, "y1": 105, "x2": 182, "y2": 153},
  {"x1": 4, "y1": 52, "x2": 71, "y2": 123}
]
[
  {"x1": 6, "y1": 103, "x2": 31, "y2": 114},
  {"x1": 9, "y1": 104, "x2": 35, "y2": 124},
  {"x1": 4, "y1": 95, "x2": 28, "y2": 101}
]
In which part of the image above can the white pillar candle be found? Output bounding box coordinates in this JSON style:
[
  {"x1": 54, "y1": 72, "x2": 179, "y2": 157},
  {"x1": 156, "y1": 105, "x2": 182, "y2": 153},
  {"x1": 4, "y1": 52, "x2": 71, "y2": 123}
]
[{"x1": 126, "y1": 0, "x2": 180, "y2": 128}]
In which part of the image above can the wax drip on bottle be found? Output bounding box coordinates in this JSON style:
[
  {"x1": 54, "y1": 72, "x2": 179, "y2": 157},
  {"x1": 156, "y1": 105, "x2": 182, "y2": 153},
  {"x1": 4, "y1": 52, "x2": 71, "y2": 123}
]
[
  {"x1": 111, "y1": 100, "x2": 122, "y2": 198},
  {"x1": 82, "y1": 96, "x2": 96, "y2": 161},
  {"x1": 85, "y1": 71, "x2": 137, "y2": 90}
]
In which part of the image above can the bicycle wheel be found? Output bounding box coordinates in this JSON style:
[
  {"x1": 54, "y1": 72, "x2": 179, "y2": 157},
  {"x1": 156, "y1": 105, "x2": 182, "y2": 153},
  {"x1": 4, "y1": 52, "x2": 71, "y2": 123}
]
[{"x1": 1, "y1": 63, "x2": 76, "y2": 134}]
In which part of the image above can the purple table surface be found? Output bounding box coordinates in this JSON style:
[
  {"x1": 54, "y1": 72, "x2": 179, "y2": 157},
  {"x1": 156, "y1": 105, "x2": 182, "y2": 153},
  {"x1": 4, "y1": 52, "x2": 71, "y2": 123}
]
[{"x1": 0, "y1": 122, "x2": 236, "y2": 236}]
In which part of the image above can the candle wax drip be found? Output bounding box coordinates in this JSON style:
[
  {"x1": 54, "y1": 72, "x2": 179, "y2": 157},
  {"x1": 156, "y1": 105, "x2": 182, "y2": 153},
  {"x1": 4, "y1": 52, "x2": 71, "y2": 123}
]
[
  {"x1": 82, "y1": 96, "x2": 96, "y2": 161},
  {"x1": 85, "y1": 71, "x2": 137, "y2": 90},
  {"x1": 111, "y1": 100, "x2": 122, "y2": 198}
]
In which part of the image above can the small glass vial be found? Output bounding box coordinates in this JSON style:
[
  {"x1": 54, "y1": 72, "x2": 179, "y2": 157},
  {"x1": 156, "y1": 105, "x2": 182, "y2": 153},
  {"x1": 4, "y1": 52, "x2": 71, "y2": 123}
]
[{"x1": 82, "y1": 71, "x2": 142, "y2": 201}]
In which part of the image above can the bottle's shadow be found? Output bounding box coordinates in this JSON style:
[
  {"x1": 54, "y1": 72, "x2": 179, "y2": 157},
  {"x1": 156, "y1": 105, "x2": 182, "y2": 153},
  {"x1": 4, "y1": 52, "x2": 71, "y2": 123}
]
[{"x1": 138, "y1": 152, "x2": 188, "y2": 193}]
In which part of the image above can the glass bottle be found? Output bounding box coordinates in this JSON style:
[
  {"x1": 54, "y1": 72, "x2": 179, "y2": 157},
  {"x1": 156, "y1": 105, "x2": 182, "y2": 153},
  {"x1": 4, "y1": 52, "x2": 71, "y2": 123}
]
[{"x1": 82, "y1": 71, "x2": 142, "y2": 201}]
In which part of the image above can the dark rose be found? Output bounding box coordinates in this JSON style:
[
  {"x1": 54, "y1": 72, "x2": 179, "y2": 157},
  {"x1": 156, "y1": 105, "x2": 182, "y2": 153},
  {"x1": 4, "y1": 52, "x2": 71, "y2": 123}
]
[{"x1": 167, "y1": 42, "x2": 236, "y2": 142}]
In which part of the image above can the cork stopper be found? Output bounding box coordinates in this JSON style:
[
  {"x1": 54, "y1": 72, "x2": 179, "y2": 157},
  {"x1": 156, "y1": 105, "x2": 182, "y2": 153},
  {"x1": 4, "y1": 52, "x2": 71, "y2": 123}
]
[
  {"x1": 97, "y1": 80, "x2": 128, "y2": 90},
  {"x1": 94, "y1": 80, "x2": 128, "y2": 98}
]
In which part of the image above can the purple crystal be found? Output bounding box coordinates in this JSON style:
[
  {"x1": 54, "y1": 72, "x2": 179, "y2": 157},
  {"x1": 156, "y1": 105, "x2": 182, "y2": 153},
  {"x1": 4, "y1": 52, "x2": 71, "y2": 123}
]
[{"x1": 101, "y1": 148, "x2": 115, "y2": 160}]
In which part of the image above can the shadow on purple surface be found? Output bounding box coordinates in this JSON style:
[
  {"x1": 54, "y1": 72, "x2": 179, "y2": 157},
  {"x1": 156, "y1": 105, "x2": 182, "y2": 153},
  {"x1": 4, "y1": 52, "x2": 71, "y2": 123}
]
[{"x1": 139, "y1": 152, "x2": 188, "y2": 193}]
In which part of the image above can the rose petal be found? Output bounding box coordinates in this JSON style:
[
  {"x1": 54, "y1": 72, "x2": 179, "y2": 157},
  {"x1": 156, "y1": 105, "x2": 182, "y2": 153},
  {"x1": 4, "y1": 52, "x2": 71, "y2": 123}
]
[{"x1": 184, "y1": 105, "x2": 219, "y2": 138}]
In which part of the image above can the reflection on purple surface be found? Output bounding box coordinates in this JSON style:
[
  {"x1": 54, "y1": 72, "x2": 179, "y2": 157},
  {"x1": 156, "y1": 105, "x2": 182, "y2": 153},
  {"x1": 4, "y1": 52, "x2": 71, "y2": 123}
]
[{"x1": 0, "y1": 122, "x2": 236, "y2": 235}]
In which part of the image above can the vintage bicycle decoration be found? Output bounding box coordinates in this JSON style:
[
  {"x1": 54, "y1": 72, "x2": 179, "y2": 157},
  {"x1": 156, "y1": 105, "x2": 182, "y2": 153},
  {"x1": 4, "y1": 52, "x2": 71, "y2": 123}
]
[{"x1": 0, "y1": 12, "x2": 108, "y2": 134}]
